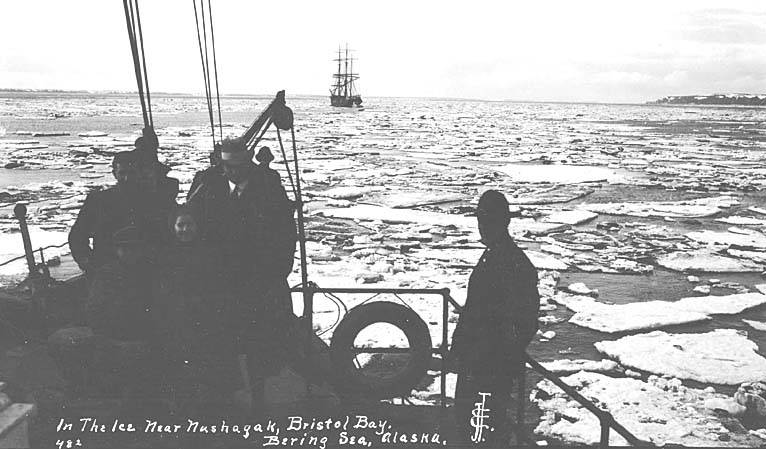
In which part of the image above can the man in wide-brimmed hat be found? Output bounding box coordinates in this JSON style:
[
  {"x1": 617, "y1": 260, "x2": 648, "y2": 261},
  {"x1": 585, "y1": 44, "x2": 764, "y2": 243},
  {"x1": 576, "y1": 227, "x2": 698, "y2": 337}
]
[
  {"x1": 450, "y1": 190, "x2": 540, "y2": 447},
  {"x1": 188, "y1": 137, "x2": 297, "y2": 411}
]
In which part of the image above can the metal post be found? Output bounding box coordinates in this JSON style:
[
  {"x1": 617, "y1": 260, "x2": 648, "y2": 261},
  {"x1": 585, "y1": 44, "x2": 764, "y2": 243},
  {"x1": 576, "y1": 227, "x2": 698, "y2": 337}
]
[
  {"x1": 440, "y1": 289, "x2": 449, "y2": 407},
  {"x1": 303, "y1": 284, "x2": 315, "y2": 397},
  {"x1": 13, "y1": 204, "x2": 36, "y2": 275},
  {"x1": 599, "y1": 418, "x2": 610, "y2": 448},
  {"x1": 290, "y1": 126, "x2": 313, "y2": 367}
]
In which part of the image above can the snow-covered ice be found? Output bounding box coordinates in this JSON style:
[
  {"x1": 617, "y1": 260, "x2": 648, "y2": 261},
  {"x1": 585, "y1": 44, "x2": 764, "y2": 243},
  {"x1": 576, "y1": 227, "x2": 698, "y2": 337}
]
[
  {"x1": 595, "y1": 329, "x2": 766, "y2": 384},
  {"x1": 657, "y1": 251, "x2": 763, "y2": 273}
]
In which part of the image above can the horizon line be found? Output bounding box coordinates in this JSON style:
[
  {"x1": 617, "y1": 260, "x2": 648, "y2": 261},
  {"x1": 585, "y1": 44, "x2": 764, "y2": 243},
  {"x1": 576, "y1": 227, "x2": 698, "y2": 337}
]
[
  {"x1": 4, "y1": 87, "x2": 764, "y2": 105},
  {"x1": 0, "y1": 87, "x2": 649, "y2": 105}
]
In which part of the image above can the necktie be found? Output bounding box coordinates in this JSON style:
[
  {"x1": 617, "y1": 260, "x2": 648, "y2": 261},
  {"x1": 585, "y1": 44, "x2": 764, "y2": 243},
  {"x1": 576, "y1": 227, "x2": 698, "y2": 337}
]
[{"x1": 230, "y1": 185, "x2": 240, "y2": 200}]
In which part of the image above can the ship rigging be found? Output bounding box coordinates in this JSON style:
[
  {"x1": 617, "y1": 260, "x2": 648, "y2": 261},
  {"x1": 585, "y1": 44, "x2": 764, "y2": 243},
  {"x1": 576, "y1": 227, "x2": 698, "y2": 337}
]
[{"x1": 330, "y1": 45, "x2": 362, "y2": 107}]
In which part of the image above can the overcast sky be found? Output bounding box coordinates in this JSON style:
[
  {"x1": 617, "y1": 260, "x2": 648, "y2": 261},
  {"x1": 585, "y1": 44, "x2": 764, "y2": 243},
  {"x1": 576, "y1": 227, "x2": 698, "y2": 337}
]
[{"x1": 2, "y1": 1, "x2": 766, "y2": 103}]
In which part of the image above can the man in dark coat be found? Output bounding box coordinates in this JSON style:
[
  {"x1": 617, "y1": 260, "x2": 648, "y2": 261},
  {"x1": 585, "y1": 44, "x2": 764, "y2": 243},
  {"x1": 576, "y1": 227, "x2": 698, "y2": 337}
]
[
  {"x1": 188, "y1": 137, "x2": 297, "y2": 410},
  {"x1": 134, "y1": 130, "x2": 180, "y2": 205},
  {"x1": 187, "y1": 144, "x2": 222, "y2": 201},
  {"x1": 68, "y1": 151, "x2": 139, "y2": 275},
  {"x1": 85, "y1": 226, "x2": 154, "y2": 341},
  {"x1": 132, "y1": 149, "x2": 178, "y2": 248},
  {"x1": 450, "y1": 190, "x2": 540, "y2": 447},
  {"x1": 83, "y1": 225, "x2": 157, "y2": 395}
]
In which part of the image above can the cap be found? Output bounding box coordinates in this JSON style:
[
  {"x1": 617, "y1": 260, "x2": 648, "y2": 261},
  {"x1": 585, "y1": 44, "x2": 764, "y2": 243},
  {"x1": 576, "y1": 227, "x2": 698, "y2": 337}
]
[{"x1": 255, "y1": 146, "x2": 275, "y2": 163}]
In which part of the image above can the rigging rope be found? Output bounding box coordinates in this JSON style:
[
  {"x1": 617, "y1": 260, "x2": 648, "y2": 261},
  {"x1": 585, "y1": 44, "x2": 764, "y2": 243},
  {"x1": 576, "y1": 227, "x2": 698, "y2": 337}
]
[
  {"x1": 122, "y1": 0, "x2": 153, "y2": 129},
  {"x1": 207, "y1": 0, "x2": 224, "y2": 142},
  {"x1": 192, "y1": 0, "x2": 223, "y2": 146},
  {"x1": 276, "y1": 127, "x2": 297, "y2": 196},
  {"x1": 133, "y1": 0, "x2": 153, "y2": 126}
]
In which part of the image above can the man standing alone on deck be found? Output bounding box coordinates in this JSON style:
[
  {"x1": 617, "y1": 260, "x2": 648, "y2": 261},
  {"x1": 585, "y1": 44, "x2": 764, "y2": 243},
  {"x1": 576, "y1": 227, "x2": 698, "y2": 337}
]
[
  {"x1": 450, "y1": 190, "x2": 540, "y2": 447},
  {"x1": 188, "y1": 137, "x2": 297, "y2": 411}
]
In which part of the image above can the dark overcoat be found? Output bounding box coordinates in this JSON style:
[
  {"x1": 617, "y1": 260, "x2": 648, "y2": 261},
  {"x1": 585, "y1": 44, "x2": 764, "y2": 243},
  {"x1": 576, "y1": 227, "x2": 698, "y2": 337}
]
[
  {"x1": 451, "y1": 236, "x2": 540, "y2": 378},
  {"x1": 84, "y1": 261, "x2": 154, "y2": 341},
  {"x1": 188, "y1": 162, "x2": 298, "y2": 376},
  {"x1": 68, "y1": 184, "x2": 177, "y2": 272},
  {"x1": 68, "y1": 187, "x2": 140, "y2": 271},
  {"x1": 152, "y1": 242, "x2": 238, "y2": 394}
]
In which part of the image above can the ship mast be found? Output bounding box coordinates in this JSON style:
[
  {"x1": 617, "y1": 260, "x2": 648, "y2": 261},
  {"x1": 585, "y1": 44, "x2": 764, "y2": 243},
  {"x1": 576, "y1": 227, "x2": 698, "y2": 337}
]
[
  {"x1": 335, "y1": 46, "x2": 342, "y2": 94},
  {"x1": 344, "y1": 44, "x2": 349, "y2": 98}
]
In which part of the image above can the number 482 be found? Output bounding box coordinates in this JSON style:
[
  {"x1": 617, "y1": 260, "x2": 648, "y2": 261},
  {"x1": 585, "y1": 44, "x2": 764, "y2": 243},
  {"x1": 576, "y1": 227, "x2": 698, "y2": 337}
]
[{"x1": 55, "y1": 439, "x2": 82, "y2": 448}]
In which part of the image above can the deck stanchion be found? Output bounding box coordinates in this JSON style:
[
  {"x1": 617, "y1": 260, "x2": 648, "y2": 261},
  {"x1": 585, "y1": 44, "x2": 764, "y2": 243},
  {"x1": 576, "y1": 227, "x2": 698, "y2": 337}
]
[
  {"x1": 600, "y1": 418, "x2": 611, "y2": 448},
  {"x1": 440, "y1": 289, "x2": 449, "y2": 407},
  {"x1": 303, "y1": 283, "x2": 315, "y2": 396},
  {"x1": 13, "y1": 204, "x2": 36, "y2": 276}
]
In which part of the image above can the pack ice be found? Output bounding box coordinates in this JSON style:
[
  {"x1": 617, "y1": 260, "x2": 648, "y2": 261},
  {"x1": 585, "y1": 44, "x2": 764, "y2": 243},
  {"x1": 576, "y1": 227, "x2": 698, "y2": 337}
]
[{"x1": 533, "y1": 371, "x2": 765, "y2": 446}]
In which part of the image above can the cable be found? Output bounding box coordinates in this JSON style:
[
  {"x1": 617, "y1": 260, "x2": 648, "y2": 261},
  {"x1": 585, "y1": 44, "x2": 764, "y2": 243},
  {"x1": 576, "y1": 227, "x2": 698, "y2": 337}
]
[
  {"x1": 200, "y1": 1, "x2": 216, "y2": 138},
  {"x1": 192, "y1": 0, "x2": 224, "y2": 146},
  {"x1": 192, "y1": 0, "x2": 216, "y2": 147},
  {"x1": 133, "y1": 0, "x2": 152, "y2": 126},
  {"x1": 207, "y1": 0, "x2": 223, "y2": 142},
  {"x1": 122, "y1": 0, "x2": 149, "y2": 128},
  {"x1": 276, "y1": 128, "x2": 297, "y2": 197}
]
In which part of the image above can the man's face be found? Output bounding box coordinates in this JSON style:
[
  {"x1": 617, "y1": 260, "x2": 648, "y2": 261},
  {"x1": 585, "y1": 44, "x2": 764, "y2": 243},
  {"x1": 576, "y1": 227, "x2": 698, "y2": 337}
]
[
  {"x1": 112, "y1": 162, "x2": 136, "y2": 188},
  {"x1": 223, "y1": 162, "x2": 249, "y2": 184},
  {"x1": 477, "y1": 209, "x2": 505, "y2": 244},
  {"x1": 136, "y1": 163, "x2": 158, "y2": 192}
]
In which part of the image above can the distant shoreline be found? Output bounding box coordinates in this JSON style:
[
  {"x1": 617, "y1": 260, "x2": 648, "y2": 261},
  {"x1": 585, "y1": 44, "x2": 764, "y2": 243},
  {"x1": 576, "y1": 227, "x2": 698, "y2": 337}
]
[{"x1": 649, "y1": 94, "x2": 766, "y2": 107}]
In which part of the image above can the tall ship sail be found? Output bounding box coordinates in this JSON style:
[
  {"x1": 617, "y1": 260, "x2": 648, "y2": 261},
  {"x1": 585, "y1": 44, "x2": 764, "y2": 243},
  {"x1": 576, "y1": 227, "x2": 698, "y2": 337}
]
[{"x1": 330, "y1": 45, "x2": 362, "y2": 107}]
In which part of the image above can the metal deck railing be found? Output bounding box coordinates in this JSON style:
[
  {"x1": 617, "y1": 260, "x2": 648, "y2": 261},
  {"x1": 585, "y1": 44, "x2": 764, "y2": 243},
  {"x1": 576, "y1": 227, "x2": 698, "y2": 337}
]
[{"x1": 293, "y1": 285, "x2": 648, "y2": 448}]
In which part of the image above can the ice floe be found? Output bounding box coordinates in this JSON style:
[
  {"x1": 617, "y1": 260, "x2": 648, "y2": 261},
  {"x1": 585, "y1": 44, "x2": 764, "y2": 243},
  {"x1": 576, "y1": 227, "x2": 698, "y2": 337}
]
[
  {"x1": 314, "y1": 186, "x2": 380, "y2": 200},
  {"x1": 594, "y1": 329, "x2": 766, "y2": 384},
  {"x1": 686, "y1": 230, "x2": 766, "y2": 250},
  {"x1": 539, "y1": 358, "x2": 620, "y2": 375},
  {"x1": 563, "y1": 282, "x2": 598, "y2": 297},
  {"x1": 526, "y1": 250, "x2": 569, "y2": 271},
  {"x1": 567, "y1": 299, "x2": 710, "y2": 333},
  {"x1": 315, "y1": 205, "x2": 474, "y2": 228},
  {"x1": 578, "y1": 195, "x2": 739, "y2": 218},
  {"x1": 715, "y1": 216, "x2": 766, "y2": 226},
  {"x1": 542, "y1": 210, "x2": 598, "y2": 226},
  {"x1": 743, "y1": 320, "x2": 766, "y2": 332},
  {"x1": 364, "y1": 190, "x2": 463, "y2": 208},
  {"x1": 77, "y1": 131, "x2": 108, "y2": 138},
  {"x1": 506, "y1": 185, "x2": 594, "y2": 205},
  {"x1": 556, "y1": 289, "x2": 766, "y2": 333},
  {"x1": 675, "y1": 291, "x2": 766, "y2": 315},
  {"x1": 657, "y1": 250, "x2": 764, "y2": 273},
  {"x1": 495, "y1": 163, "x2": 629, "y2": 184}
]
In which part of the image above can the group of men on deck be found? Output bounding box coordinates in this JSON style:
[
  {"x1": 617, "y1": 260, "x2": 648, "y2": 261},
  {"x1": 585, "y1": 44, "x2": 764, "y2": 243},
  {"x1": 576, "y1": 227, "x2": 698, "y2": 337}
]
[
  {"x1": 67, "y1": 132, "x2": 297, "y2": 411},
  {"x1": 64, "y1": 128, "x2": 540, "y2": 446}
]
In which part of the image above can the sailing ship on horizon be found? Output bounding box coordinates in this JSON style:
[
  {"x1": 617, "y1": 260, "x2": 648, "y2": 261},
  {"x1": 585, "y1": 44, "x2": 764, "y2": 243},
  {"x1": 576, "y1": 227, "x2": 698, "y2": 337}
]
[{"x1": 330, "y1": 45, "x2": 362, "y2": 107}]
